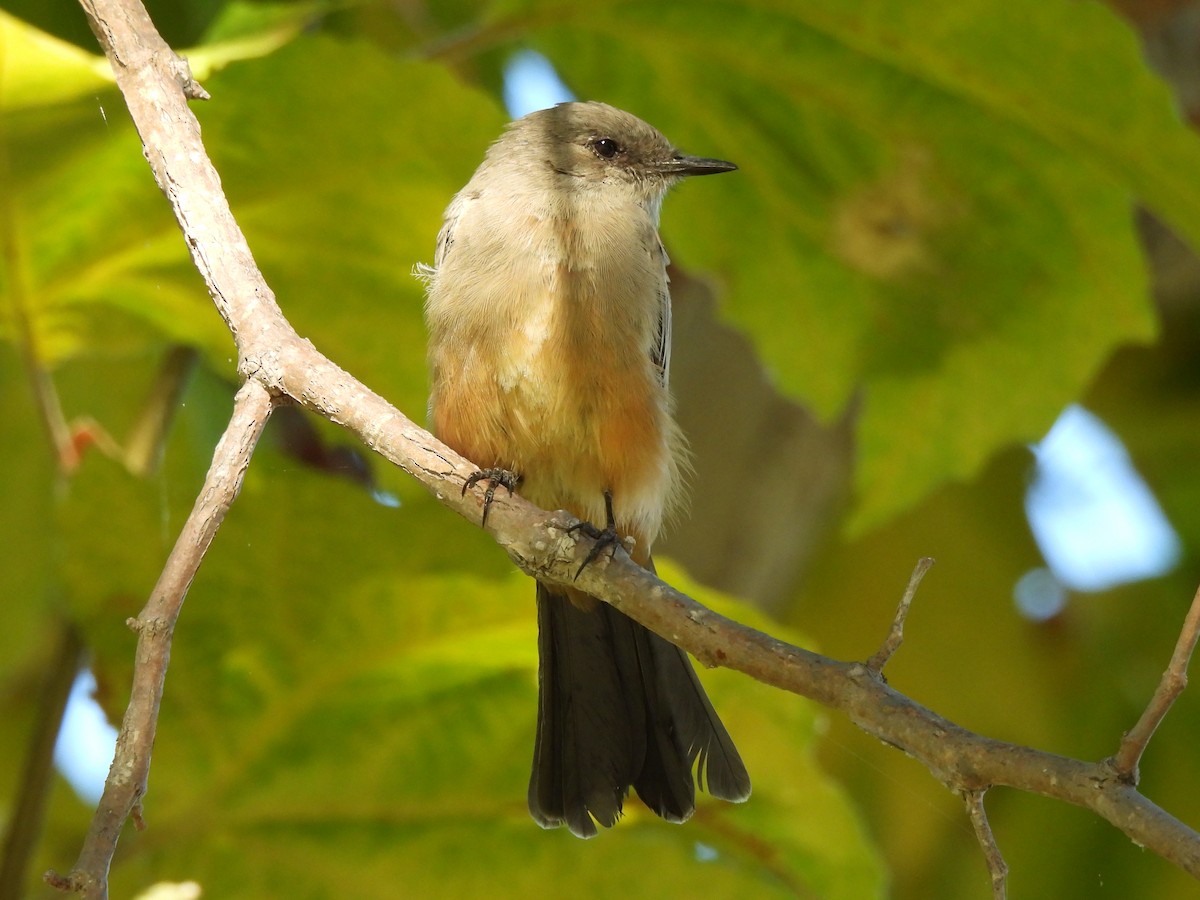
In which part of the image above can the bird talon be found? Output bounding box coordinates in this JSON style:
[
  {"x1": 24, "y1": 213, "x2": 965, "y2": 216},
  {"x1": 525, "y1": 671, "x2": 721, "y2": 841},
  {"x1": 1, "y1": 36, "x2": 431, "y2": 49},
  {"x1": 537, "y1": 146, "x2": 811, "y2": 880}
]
[
  {"x1": 463, "y1": 467, "x2": 522, "y2": 526},
  {"x1": 570, "y1": 490, "x2": 622, "y2": 579}
]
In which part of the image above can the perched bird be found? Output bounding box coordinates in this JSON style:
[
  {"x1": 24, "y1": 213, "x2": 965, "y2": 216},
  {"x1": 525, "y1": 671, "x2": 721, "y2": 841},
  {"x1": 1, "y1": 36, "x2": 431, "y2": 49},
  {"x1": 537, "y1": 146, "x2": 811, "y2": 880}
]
[{"x1": 421, "y1": 101, "x2": 750, "y2": 837}]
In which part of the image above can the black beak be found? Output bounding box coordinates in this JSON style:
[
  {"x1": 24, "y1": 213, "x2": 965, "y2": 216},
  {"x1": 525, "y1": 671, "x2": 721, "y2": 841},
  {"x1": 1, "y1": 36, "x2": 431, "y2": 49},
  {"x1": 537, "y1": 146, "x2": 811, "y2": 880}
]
[{"x1": 658, "y1": 154, "x2": 738, "y2": 177}]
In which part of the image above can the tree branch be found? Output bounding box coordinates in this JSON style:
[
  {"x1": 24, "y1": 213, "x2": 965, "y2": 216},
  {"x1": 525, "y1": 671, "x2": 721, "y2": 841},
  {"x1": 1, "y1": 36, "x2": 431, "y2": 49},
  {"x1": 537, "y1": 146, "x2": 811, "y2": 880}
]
[
  {"x1": 1109, "y1": 582, "x2": 1200, "y2": 781},
  {"x1": 55, "y1": 0, "x2": 1200, "y2": 895},
  {"x1": 45, "y1": 380, "x2": 275, "y2": 899},
  {"x1": 866, "y1": 556, "x2": 934, "y2": 674},
  {"x1": 963, "y1": 789, "x2": 1008, "y2": 900}
]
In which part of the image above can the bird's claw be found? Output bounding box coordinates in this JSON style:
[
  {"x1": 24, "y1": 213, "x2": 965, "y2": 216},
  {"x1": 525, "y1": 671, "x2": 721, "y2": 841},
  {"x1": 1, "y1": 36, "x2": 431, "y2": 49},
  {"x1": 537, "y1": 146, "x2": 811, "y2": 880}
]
[
  {"x1": 463, "y1": 467, "x2": 522, "y2": 527},
  {"x1": 567, "y1": 490, "x2": 622, "y2": 579}
]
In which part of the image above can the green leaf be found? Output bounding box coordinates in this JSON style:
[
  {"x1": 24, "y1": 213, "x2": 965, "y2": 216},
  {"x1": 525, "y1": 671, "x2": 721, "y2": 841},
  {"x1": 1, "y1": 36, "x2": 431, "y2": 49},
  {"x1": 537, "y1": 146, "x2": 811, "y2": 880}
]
[
  {"x1": 1, "y1": 88, "x2": 224, "y2": 366},
  {"x1": 184, "y1": 1, "x2": 321, "y2": 79},
  {"x1": 0, "y1": 348, "x2": 58, "y2": 680},
  {"x1": 192, "y1": 36, "x2": 508, "y2": 419},
  {"x1": 0, "y1": 10, "x2": 112, "y2": 110},
  {"x1": 0, "y1": 26, "x2": 505, "y2": 428},
  {"x1": 0, "y1": 26, "x2": 505, "y2": 415},
  {"x1": 57, "y1": 412, "x2": 880, "y2": 897},
  {"x1": 486, "y1": 0, "x2": 1187, "y2": 530},
  {"x1": 46, "y1": 345, "x2": 878, "y2": 895}
]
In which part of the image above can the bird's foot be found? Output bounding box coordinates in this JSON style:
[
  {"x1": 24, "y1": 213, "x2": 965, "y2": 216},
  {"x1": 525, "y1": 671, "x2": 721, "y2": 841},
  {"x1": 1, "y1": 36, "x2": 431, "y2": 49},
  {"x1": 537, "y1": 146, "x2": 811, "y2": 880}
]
[
  {"x1": 567, "y1": 491, "x2": 623, "y2": 579},
  {"x1": 462, "y1": 467, "x2": 522, "y2": 527}
]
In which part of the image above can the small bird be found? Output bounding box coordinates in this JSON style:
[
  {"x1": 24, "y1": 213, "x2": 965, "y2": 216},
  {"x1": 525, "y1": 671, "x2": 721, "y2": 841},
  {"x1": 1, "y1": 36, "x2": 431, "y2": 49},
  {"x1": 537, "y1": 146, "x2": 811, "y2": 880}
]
[{"x1": 421, "y1": 101, "x2": 750, "y2": 837}]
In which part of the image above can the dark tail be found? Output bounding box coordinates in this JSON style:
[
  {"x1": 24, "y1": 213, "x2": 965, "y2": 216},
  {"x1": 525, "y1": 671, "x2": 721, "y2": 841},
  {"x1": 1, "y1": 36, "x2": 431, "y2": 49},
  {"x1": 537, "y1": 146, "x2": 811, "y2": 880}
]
[{"x1": 527, "y1": 579, "x2": 751, "y2": 838}]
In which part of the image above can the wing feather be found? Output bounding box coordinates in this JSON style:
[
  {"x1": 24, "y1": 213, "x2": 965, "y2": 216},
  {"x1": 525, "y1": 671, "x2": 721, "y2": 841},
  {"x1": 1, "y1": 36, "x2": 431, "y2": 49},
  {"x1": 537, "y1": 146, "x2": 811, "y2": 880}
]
[{"x1": 651, "y1": 238, "x2": 672, "y2": 389}]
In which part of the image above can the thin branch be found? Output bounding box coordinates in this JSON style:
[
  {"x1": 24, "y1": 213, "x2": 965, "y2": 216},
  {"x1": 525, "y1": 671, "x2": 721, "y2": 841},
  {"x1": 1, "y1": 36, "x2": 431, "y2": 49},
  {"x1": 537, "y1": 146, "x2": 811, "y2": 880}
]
[
  {"x1": 122, "y1": 346, "x2": 199, "y2": 477},
  {"x1": 866, "y1": 556, "x2": 934, "y2": 674},
  {"x1": 0, "y1": 64, "x2": 77, "y2": 473},
  {"x1": 0, "y1": 623, "x2": 86, "y2": 898},
  {"x1": 963, "y1": 789, "x2": 1008, "y2": 900},
  {"x1": 7, "y1": 286, "x2": 78, "y2": 470},
  {"x1": 1110, "y1": 582, "x2": 1200, "y2": 781},
  {"x1": 49, "y1": 347, "x2": 200, "y2": 477},
  {"x1": 58, "y1": 0, "x2": 1200, "y2": 897},
  {"x1": 556, "y1": 534, "x2": 1200, "y2": 876},
  {"x1": 45, "y1": 381, "x2": 275, "y2": 900}
]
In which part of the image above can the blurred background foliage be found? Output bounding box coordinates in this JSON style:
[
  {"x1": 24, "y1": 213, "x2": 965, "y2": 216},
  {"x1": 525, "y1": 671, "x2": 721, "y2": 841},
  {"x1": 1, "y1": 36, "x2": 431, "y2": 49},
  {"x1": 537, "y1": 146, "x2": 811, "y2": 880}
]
[{"x1": 3, "y1": 0, "x2": 1200, "y2": 897}]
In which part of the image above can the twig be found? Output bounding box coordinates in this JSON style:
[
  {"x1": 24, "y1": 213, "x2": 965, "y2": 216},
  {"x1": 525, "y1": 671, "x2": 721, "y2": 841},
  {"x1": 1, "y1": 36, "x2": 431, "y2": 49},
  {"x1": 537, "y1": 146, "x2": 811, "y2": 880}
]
[
  {"x1": 47, "y1": 347, "x2": 199, "y2": 478},
  {"x1": 122, "y1": 346, "x2": 199, "y2": 477},
  {"x1": 1110, "y1": 583, "x2": 1200, "y2": 782},
  {"x1": 963, "y1": 789, "x2": 1008, "y2": 900},
  {"x1": 0, "y1": 623, "x2": 86, "y2": 898},
  {"x1": 44, "y1": 381, "x2": 275, "y2": 900},
  {"x1": 7, "y1": 286, "x2": 78, "y2": 470},
  {"x1": 0, "y1": 75, "x2": 77, "y2": 472},
  {"x1": 866, "y1": 557, "x2": 934, "y2": 674}
]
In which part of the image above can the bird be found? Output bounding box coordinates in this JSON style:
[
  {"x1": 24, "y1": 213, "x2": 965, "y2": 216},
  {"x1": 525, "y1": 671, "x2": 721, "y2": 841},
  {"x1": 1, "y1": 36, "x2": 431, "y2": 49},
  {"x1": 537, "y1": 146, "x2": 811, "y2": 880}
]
[{"x1": 420, "y1": 100, "x2": 750, "y2": 837}]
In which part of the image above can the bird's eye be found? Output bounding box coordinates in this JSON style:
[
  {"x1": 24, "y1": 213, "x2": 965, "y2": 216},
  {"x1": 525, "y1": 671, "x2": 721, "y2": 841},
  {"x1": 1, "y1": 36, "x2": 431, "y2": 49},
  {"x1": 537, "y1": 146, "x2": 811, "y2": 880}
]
[{"x1": 592, "y1": 138, "x2": 621, "y2": 159}]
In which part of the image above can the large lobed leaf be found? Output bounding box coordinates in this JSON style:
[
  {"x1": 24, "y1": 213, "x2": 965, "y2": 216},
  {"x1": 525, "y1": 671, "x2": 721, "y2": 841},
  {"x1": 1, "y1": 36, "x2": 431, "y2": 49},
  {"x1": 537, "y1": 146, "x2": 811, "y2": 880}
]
[
  {"x1": 495, "y1": 0, "x2": 1190, "y2": 529},
  {"x1": 56, "y1": 379, "x2": 882, "y2": 897}
]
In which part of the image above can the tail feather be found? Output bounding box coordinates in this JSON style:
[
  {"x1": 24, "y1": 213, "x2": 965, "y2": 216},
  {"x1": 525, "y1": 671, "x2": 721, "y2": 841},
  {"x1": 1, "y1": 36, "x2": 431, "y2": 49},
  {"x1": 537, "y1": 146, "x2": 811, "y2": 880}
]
[
  {"x1": 650, "y1": 639, "x2": 752, "y2": 803},
  {"x1": 528, "y1": 574, "x2": 750, "y2": 837}
]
